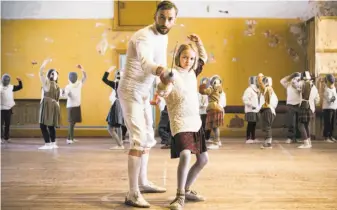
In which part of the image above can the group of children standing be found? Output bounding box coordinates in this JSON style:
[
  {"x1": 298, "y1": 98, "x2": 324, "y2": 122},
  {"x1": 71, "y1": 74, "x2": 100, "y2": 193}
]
[
  {"x1": 1, "y1": 65, "x2": 337, "y2": 151},
  {"x1": 242, "y1": 74, "x2": 279, "y2": 149},
  {"x1": 0, "y1": 58, "x2": 128, "y2": 149},
  {"x1": 242, "y1": 71, "x2": 337, "y2": 149}
]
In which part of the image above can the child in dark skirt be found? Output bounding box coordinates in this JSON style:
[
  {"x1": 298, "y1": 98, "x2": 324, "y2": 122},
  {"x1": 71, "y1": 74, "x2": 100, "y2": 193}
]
[
  {"x1": 63, "y1": 64, "x2": 87, "y2": 144},
  {"x1": 38, "y1": 58, "x2": 61, "y2": 150},
  {"x1": 199, "y1": 74, "x2": 224, "y2": 150},
  {"x1": 198, "y1": 77, "x2": 211, "y2": 141},
  {"x1": 157, "y1": 34, "x2": 208, "y2": 210},
  {"x1": 242, "y1": 76, "x2": 261, "y2": 144},
  {"x1": 297, "y1": 71, "x2": 320, "y2": 149},
  {"x1": 257, "y1": 75, "x2": 278, "y2": 149},
  {"x1": 102, "y1": 66, "x2": 125, "y2": 150}
]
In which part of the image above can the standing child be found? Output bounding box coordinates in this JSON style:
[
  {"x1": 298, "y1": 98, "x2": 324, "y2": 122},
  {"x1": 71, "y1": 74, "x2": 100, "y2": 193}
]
[
  {"x1": 199, "y1": 77, "x2": 210, "y2": 141},
  {"x1": 157, "y1": 34, "x2": 208, "y2": 210},
  {"x1": 280, "y1": 72, "x2": 302, "y2": 144},
  {"x1": 63, "y1": 64, "x2": 87, "y2": 144},
  {"x1": 103, "y1": 66, "x2": 125, "y2": 150},
  {"x1": 242, "y1": 76, "x2": 261, "y2": 144},
  {"x1": 258, "y1": 76, "x2": 278, "y2": 149},
  {"x1": 38, "y1": 58, "x2": 61, "y2": 150},
  {"x1": 297, "y1": 71, "x2": 320, "y2": 148},
  {"x1": 322, "y1": 74, "x2": 337, "y2": 143},
  {"x1": 1, "y1": 74, "x2": 23, "y2": 143},
  {"x1": 219, "y1": 87, "x2": 227, "y2": 126},
  {"x1": 199, "y1": 75, "x2": 224, "y2": 150}
]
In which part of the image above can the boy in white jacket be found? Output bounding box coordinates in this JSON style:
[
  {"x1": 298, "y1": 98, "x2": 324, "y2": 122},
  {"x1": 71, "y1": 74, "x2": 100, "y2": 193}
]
[
  {"x1": 1, "y1": 74, "x2": 23, "y2": 143},
  {"x1": 242, "y1": 76, "x2": 261, "y2": 144},
  {"x1": 322, "y1": 74, "x2": 337, "y2": 143}
]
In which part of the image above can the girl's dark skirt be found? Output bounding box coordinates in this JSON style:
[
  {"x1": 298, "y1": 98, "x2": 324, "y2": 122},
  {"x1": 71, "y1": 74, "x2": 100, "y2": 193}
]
[
  {"x1": 67, "y1": 106, "x2": 82, "y2": 123},
  {"x1": 245, "y1": 112, "x2": 259, "y2": 122},
  {"x1": 298, "y1": 108, "x2": 313, "y2": 123},
  {"x1": 206, "y1": 110, "x2": 224, "y2": 130},
  {"x1": 170, "y1": 127, "x2": 207, "y2": 159},
  {"x1": 106, "y1": 99, "x2": 124, "y2": 127}
]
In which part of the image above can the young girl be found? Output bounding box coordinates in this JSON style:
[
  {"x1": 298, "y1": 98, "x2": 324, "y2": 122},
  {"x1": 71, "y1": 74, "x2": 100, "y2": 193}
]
[
  {"x1": 322, "y1": 74, "x2": 337, "y2": 143},
  {"x1": 102, "y1": 66, "x2": 125, "y2": 150},
  {"x1": 199, "y1": 75, "x2": 224, "y2": 150},
  {"x1": 63, "y1": 64, "x2": 87, "y2": 144},
  {"x1": 157, "y1": 34, "x2": 208, "y2": 210},
  {"x1": 1, "y1": 74, "x2": 23, "y2": 143},
  {"x1": 38, "y1": 58, "x2": 61, "y2": 150},
  {"x1": 258, "y1": 76, "x2": 278, "y2": 149},
  {"x1": 242, "y1": 76, "x2": 261, "y2": 144},
  {"x1": 298, "y1": 71, "x2": 320, "y2": 148}
]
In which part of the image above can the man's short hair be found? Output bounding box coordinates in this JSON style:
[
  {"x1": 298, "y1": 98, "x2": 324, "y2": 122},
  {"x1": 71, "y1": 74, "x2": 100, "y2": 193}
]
[{"x1": 156, "y1": 1, "x2": 178, "y2": 16}]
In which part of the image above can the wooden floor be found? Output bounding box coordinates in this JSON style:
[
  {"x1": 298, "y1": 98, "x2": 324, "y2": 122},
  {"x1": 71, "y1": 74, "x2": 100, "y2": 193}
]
[{"x1": 1, "y1": 138, "x2": 337, "y2": 210}]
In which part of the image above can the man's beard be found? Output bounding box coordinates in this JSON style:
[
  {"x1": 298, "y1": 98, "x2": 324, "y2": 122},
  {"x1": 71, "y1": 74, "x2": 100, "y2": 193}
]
[{"x1": 156, "y1": 24, "x2": 170, "y2": 35}]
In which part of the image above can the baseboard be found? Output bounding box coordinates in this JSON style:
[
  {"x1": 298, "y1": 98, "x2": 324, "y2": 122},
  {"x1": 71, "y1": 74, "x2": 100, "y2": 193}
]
[
  {"x1": 10, "y1": 127, "x2": 289, "y2": 138},
  {"x1": 10, "y1": 127, "x2": 111, "y2": 138}
]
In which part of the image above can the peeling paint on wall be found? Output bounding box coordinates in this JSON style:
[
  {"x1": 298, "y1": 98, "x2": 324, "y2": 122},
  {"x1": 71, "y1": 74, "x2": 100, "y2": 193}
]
[
  {"x1": 96, "y1": 37, "x2": 108, "y2": 55},
  {"x1": 244, "y1": 20, "x2": 257, "y2": 36},
  {"x1": 263, "y1": 30, "x2": 281, "y2": 48},
  {"x1": 26, "y1": 73, "x2": 35, "y2": 78},
  {"x1": 268, "y1": 34, "x2": 280, "y2": 47},
  {"x1": 263, "y1": 30, "x2": 271, "y2": 38},
  {"x1": 207, "y1": 52, "x2": 216, "y2": 63},
  {"x1": 95, "y1": 22, "x2": 105, "y2": 27},
  {"x1": 287, "y1": 48, "x2": 299, "y2": 62},
  {"x1": 44, "y1": 37, "x2": 54, "y2": 43}
]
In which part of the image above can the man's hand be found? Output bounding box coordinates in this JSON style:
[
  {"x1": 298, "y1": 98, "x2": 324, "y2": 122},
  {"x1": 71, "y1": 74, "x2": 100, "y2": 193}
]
[
  {"x1": 16, "y1": 78, "x2": 21, "y2": 82},
  {"x1": 156, "y1": 66, "x2": 165, "y2": 76}
]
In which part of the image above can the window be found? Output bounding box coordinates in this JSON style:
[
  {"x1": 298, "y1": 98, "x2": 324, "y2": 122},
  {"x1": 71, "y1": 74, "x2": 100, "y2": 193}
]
[
  {"x1": 113, "y1": 1, "x2": 159, "y2": 31},
  {"x1": 119, "y1": 54, "x2": 127, "y2": 70}
]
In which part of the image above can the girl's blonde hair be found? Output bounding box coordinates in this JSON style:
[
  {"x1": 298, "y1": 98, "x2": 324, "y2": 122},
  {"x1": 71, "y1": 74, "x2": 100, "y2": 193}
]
[{"x1": 174, "y1": 43, "x2": 199, "y2": 71}]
